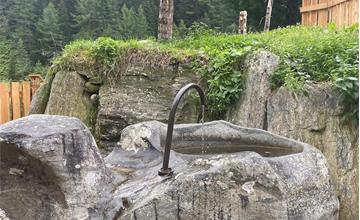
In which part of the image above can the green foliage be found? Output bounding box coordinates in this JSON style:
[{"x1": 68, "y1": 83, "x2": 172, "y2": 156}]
[
  {"x1": 53, "y1": 25, "x2": 359, "y2": 121},
  {"x1": 117, "y1": 4, "x2": 148, "y2": 40},
  {"x1": 37, "y1": 2, "x2": 65, "y2": 61},
  {"x1": 193, "y1": 48, "x2": 250, "y2": 117},
  {"x1": 92, "y1": 37, "x2": 119, "y2": 66},
  {"x1": 173, "y1": 20, "x2": 188, "y2": 39},
  {"x1": 33, "y1": 61, "x2": 49, "y2": 78},
  {"x1": 0, "y1": 36, "x2": 11, "y2": 81},
  {"x1": 117, "y1": 4, "x2": 136, "y2": 39},
  {"x1": 74, "y1": 0, "x2": 115, "y2": 39},
  {"x1": 8, "y1": 39, "x2": 32, "y2": 80},
  {"x1": 171, "y1": 25, "x2": 358, "y2": 120},
  {"x1": 1, "y1": 0, "x2": 303, "y2": 81},
  {"x1": 267, "y1": 25, "x2": 359, "y2": 121},
  {"x1": 334, "y1": 76, "x2": 359, "y2": 122},
  {"x1": 186, "y1": 22, "x2": 218, "y2": 38}
]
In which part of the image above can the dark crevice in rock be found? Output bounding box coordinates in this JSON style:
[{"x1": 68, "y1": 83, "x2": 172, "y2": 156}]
[
  {"x1": 153, "y1": 201, "x2": 159, "y2": 220},
  {"x1": 133, "y1": 210, "x2": 137, "y2": 220},
  {"x1": 263, "y1": 99, "x2": 268, "y2": 131},
  {"x1": 177, "y1": 195, "x2": 181, "y2": 220}
]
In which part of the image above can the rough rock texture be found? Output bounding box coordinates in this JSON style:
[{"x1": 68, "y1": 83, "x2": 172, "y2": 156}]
[
  {"x1": 267, "y1": 86, "x2": 359, "y2": 220},
  {"x1": 105, "y1": 120, "x2": 339, "y2": 220},
  {"x1": 0, "y1": 115, "x2": 113, "y2": 219},
  {"x1": 227, "y1": 50, "x2": 279, "y2": 129},
  {"x1": 0, "y1": 117, "x2": 339, "y2": 219},
  {"x1": 29, "y1": 73, "x2": 55, "y2": 114},
  {"x1": 95, "y1": 64, "x2": 200, "y2": 148},
  {"x1": 45, "y1": 71, "x2": 94, "y2": 124},
  {"x1": 226, "y1": 51, "x2": 359, "y2": 220},
  {"x1": 28, "y1": 49, "x2": 357, "y2": 219},
  {"x1": 30, "y1": 62, "x2": 200, "y2": 149}
]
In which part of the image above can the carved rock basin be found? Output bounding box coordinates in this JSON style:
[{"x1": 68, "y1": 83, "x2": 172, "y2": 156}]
[
  {"x1": 107, "y1": 120, "x2": 339, "y2": 220},
  {"x1": 0, "y1": 116, "x2": 339, "y2": 220}
]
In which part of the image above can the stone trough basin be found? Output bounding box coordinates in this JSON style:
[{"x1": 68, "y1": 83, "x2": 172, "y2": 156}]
[
  {"x1": 0, "y1": 115, "x2": 339, "y2": 220},
  {"x1": 107, "y1": 120, "x2": 339, "y2": 220}
]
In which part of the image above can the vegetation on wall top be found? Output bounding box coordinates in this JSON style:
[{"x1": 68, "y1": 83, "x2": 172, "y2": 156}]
[{"x1": 52, "y1": 24, "x2": 359, "y2": 121}]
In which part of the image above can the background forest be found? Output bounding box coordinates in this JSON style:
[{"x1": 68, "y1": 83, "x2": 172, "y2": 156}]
[{"x1": 0, "y1": 0, "x2": 301, "y2": 81}]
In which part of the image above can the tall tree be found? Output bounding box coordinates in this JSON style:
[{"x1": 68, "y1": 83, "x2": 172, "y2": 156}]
[
  {"x1": 142, "y1": 0, "x2": 158, "y2": 36},
  {"x1": 8, "y1": 39, "x2": 31, "y2": 80},
  {"x1": 158, "y1": 0, "x2": 174, "y2": 40},
  {"x1": 0, "y1": 35, "x2": 11, "y2": 80},
  {"x1": 5, "y1": 0, "x2": 37, "y2": 61},
  {"x1": 37, "y1": 2, "x2": 65, "y2": 61},
  {"x1": 136, "y1": 5, "x2": 149, "y2": 39},
  {"x1": 74, "y1": 0, "x2": 99, "y2": 39},
  {"x1": 118, "y1": 4, "x2": 137, "y2": 39},
  {"x1": 75, "y1": 0, "x2": 116, "y2": 39},
  {"x1": 57, "y1": 0, "x2": 78, "y2": 42}
]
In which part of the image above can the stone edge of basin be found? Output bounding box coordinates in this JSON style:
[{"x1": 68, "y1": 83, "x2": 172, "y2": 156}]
[
  {"x1": 118, "y1": 120, "x2": 314, "y2": 156},
  {"x1": 114, "y1": 120, "x2": 340, "y2": 220}
]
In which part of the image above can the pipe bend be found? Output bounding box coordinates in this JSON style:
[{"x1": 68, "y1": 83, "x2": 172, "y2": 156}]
[{"x1": 158, "y1": 83, "x2": 206, "y2": 176}]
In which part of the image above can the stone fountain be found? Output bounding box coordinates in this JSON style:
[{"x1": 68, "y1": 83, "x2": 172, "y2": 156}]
[{"x1": 0, "y1": 115, "x2": 339, "y2": 219}]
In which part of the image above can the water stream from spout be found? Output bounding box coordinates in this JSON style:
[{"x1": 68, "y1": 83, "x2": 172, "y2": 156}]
[{"x1": 201, "y1": 105, "x2": 205, "y2": 154}]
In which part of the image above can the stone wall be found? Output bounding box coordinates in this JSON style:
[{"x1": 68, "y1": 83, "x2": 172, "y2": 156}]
[
  {"x1": 226, "y1": 51, "x2": 359, "y2": 220},
  {"x1": 30, "y1": 56, "x2": 200, "y2": 149},
  {"x1": 30, "y1": 50, "x2": 358, "y2": 219}
]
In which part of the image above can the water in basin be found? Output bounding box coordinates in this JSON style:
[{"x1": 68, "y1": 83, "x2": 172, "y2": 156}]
[{"x1": 173, "y1": 143, "x2": 301, "y2": 157}]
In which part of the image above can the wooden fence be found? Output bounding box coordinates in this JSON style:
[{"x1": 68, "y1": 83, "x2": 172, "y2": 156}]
[
  {"x1": 0, "y1": 75, "x2": 43, "y2": 124},
  {"x1": 301, "y1": 0, "x2": 359, "y2": 27}
]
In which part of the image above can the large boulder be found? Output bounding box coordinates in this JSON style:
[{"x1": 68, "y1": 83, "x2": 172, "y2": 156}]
[
  {"x1": 0, "y1": 115, "x2": 113, "y2": 219},
  {"x1": 226, "y1": 51, "x2": 359, "y2": 220},
  {"x1": 267, "y1": 86, "x2": 359, "y2": 220},
  {"x1": 44, "y1": 71, "x2": 96, "y2": 128},
  {"x1": 0, "y1": 116, "x2": 339, "y2": 219},
  {"x1": 227, "y1": 50, "x2": 279, "y2": 129},
  {"x1": 29, "y1": 73, "x2": 55, "y2": 115},
  {"x1": 105, "y1": 120, "x2": 339, "y2": 220}
]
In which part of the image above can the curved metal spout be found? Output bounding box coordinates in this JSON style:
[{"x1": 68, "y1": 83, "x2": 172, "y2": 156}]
[{"x1": 158, "y1": 83, "x2": 206, "y2": 176}]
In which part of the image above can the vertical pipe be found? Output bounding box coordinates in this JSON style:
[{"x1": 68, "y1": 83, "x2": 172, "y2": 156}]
[{"x1": 159, "y1": 83, "x2": 206, "y2": 176}]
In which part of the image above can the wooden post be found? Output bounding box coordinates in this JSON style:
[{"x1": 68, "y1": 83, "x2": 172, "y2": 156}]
[
  {"x1": 28, "y1": 74, "x2": 44, "y2": 96},
  {"x1": 158, "y1": 0, "x2": 174, "y2": 40},
  {"x1": 239, "y1": 11, "x2": 248, "y2": 34},
  {"x1": 264, "y1": 0, "x2": 274, "y2": 32}
]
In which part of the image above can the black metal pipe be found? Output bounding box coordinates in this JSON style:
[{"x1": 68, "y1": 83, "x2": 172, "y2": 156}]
[{"x1": 158, "y1": 83, "x2": 206, "y2": 176}]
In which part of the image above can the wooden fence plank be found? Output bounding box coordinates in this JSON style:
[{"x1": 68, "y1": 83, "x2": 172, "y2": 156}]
[
  {"x1": 301, "y1": 0, "x2": 358, "y2": 27},
  {"x1": 352, "y1": 0, "x2": 359, "y2": 25},
  {"x1": 22, "y1": 82, "x2": 31, "y2": 116},
  {"x1": 0, "y1": 83, "x2": 10, "y2": 124},
  {"x1": 300, "y1": 2, "x2": 328, "y2": 12},
  {"x1": 318, "y1": 0, "x2": 329, "y2": 26},
  {"x1": 11, "y1": 82, "x2": 21, "y2": 120},
  {"x1": 303, "y1": 0, "x2": 311, "y2": 25}
]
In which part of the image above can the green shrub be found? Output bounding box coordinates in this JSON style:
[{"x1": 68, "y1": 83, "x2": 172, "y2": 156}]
[
  {"x1": 92, "y1": 37, "x2": 119, "y2": 66},
  {"x1": 53, "y1": 25, "x2": 359, "y2": 121},
  {"x1": 334, "y1": 76, "x2": 359, "y2": 121}
]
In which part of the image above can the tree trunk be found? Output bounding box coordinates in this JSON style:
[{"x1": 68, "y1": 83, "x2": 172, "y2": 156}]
[
  {"x1": 264, "y1": 0, "x2": 274, "y2": 32},
  {"x1": 158, "y1": 0, "x2": 174, "y2": 40},
  {"x1": 238, "y1": 11, "x2": 247, "y2": 34}
]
